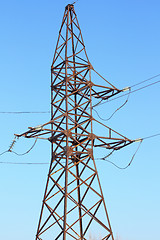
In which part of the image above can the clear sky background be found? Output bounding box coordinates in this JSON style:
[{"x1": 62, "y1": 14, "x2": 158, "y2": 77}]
[{"x1": 0, "y1": 0, "x2": 160, "y2": 240}]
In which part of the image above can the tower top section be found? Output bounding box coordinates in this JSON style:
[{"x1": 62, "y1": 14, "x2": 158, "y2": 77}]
[
  {"x1": 52, "y1": 2, "x2": 89, "y2": 69},
  {"x1": 65, "y1": 3, "x2": 74, "y2": 10}
]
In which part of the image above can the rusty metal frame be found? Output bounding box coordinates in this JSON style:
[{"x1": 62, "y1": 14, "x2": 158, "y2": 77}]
[{"x1": 16, "y1": 4, "x2": 134, "y2": 240}]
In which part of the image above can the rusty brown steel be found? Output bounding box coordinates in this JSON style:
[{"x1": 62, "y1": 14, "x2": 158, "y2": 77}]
[{"x1": 15, "y1": 3, "x2": 135, "y2": 240}]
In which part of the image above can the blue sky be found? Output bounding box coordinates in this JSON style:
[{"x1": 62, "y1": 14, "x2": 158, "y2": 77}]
[{"x1": 0, "y1": 0, "x2": 160, "y2": 240}]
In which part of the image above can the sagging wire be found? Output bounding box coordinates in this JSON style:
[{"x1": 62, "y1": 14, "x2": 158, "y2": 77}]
[
  {"x1": 0, "y1": 136, "x2": 38, "y2": 157},
  {"x1": 97, "y1": 139, "x2": 143, "y2": 170},
  {"x1": 11, "y1": 138, "x2": 38, "y2": 156},
  {"x1": 0, "y1": 75, "x2": 159, "y2": 115},
  {"x1": 0, "y1": 136, "x2": 18, "y2": 156},
  {"x1": 93, "y1": 88, "x2": 131, "y2": 121},
  {"x1": 92, "y1": 99, "x2": 103, "y2": 109},
  {"x1": 0, "y1": 151, "x2": 8, "y2": 156},
  {"x1": 91, "y1": 74, "x2": 160, "y2": 110},
  {"x1": 0, "y1": 133, "x2": 159, "y2": 165},
  {"x1": 0, "y1": 73, "x2": 159, "y2": 115},
  {"x1": 95, "y1": 149, "x2": 115, "y2": 160}
]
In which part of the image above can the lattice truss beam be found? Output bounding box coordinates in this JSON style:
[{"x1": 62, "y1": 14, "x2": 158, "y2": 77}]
[{"x1": 16, "y1": 4, "x2": 134, "y2": 240}]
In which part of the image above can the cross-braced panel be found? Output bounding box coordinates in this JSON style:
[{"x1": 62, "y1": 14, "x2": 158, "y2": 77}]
[{"x1": 16, "y1": 4, "x2": 134, "y2": 240}]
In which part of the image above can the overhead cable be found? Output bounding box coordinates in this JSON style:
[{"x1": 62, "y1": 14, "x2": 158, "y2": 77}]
[
  {"x1": 0, "y1": 111, "x2": 50, "y2": 114},
  {"x1": 0, "y1": 161, "x2": 48, "y2": 165},
  {"x1": 0, "y1": 74, "x2": 159, "y2": 114},
  {"x1": 11, "y1": 138, "x2": 38, "y2": 156},
  {"x1": 95, "y1": 149, "x2": 115, "y2": 160},
  {"x1": 0, "y1": 151, "x2": 8, "y2": 156},
  {"x1": 96, "y1": 140, "x2": 143, "y2": 170},
  {"x1": 93, "y1": 88, "x2": 131, "y2": 121},
  {"x1": 0, "y1": 132, "x2": 160, "y2": 166},
  {"x1": 130, "y1": 73, "x2": 160, "y2": 88},
  {"x1": 142, "y1": 133, "x2": 160, "y2": 140},
  {"x1": 94, "y1": 80, "x2": 160, "y2": 108},
  {"x1": 0, "y1": 137, "x2": 38, "y2": 158}
]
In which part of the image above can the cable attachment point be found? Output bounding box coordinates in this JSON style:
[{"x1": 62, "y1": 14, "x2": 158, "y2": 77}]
[
  {"x1": 30, "y1": 124, "x2": 44, "y2": 131},
  {"x1": 122, "y1": 86, "x2": 131, "y2": 92},
  {"x1": 134, "y1": 138, "x2": 143, "y2": 142}
]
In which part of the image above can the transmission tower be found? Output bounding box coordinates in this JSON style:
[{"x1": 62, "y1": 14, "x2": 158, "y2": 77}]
[{"x1": 17, "y1": 3, "x2": 134, "y2": 240}]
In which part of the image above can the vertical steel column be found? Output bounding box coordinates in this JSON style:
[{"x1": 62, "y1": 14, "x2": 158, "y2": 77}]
[
  {"x1": 69, "y1": 7, "x2": 83, "y2": 239},
  {"x1": 63, "y1": 5, "x2": 69, "y2": 240}
]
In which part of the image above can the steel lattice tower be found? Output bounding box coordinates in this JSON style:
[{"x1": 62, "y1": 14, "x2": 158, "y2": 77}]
[{"x1": 17, "y1": 4, "x2": 133, "y2": 240}]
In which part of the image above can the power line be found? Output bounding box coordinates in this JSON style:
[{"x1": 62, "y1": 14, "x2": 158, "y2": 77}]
[
  {"x1": 95, "y1": 149, "x2": 115, "y2": 160},
  {"x1": 93, "y1": 89, "x2": 131, "y2": 121},
  {"x1": 94, "y1": 80, "x2": 160, "y2": 108},
  {"x1": 95, "y1": 132, "x2": 160, "y2": 169},
  {"x1": 0, "y1": 161, "x2": 48, "y2": 165},
  {"x1": 11, "y1": 138, "x2": 38, "y2": 156},
  {"x1": 0, "y1": 151, "x2": 8, "y2": 156},
  {"x1": 0, "y1": 132, "x2": 160, "y2": 165},
  {"x1": 97, "y1": 140, "x2": 143, "y2": 170},
  {"x1": 0, "y1": 111, "x2": 50, "y2": 114},
  {"x1": 0, "y1": 138, "x2": 38, "y2": 159},
  {"x1": 92, "y1": 78, "x2": 159, "y2": 119},
  {"x1": 0, "y1": 74, "x2": 160, "y2": 114},
  {"x1": 142, "y1": 133, "x2": 160, "y2": 140},
  {"x1": 121, "y1": 80, "x2": 160, "y2": 99},
  {"x1": 130, "y1": 73, "x2": 160, "y2": 88}
]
